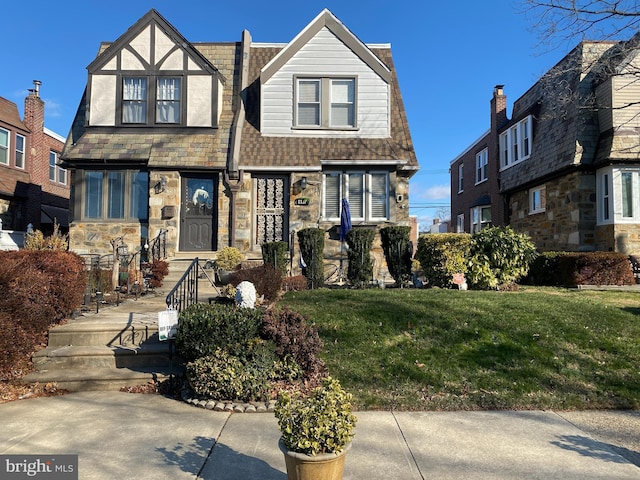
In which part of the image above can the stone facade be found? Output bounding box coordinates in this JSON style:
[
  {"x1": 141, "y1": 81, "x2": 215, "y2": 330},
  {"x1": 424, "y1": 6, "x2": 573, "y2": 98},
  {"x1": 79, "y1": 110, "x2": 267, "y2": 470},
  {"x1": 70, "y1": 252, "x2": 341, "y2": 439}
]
[{"x1": 509, "y1": 171, "x2": 597, "y2": 252}]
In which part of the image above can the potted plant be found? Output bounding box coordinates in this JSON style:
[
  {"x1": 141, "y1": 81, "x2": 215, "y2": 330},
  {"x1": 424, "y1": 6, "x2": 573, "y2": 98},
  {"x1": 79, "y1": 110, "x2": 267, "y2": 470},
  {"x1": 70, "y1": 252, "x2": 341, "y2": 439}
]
[
  {"x1": 214, "y1": 246, "x2": 244, "y2": 285},
  {"x1": 274, "y1": 376, "x2": 357, "y2": 480}
]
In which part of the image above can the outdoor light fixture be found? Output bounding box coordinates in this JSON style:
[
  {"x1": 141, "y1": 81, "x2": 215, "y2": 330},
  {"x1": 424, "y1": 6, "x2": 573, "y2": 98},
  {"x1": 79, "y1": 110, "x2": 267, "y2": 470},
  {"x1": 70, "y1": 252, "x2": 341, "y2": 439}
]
[
  {"x1": 300, "y1": 176, "x2": 308, "y2": 190},
  {"x1": 155, "y1": 176, "x2": 167, "y2": 194}
]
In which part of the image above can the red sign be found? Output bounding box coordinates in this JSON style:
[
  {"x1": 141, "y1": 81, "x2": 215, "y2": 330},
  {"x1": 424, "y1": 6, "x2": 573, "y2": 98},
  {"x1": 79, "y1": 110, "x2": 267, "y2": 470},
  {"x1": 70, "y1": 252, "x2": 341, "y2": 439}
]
[{"x1": 453, "y1": 273, "x2": 465, "y2": 285}]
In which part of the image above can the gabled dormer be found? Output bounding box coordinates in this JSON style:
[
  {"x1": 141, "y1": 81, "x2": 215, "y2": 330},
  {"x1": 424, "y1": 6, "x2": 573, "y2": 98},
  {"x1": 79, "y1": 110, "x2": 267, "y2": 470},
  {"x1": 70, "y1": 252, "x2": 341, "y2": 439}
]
[
  {"x1": 259, "y1": 9, "x2": 392, "y2": 137},
  {"x1": 86, "y1": 9, "x2": 225, "y2": 128}
]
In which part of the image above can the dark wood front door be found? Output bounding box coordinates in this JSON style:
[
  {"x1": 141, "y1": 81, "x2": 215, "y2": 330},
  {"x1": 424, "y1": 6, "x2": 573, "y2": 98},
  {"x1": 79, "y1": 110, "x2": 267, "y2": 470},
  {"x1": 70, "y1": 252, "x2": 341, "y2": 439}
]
[{"x1": 180, "y1": 175, "x2": 217, "y2": 251}]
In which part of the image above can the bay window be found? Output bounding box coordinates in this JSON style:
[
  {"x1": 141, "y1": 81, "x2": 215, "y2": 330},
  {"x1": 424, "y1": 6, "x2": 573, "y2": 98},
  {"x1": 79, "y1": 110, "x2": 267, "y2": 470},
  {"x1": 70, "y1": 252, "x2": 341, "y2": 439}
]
[
  {"x1": 597, "y1": 167, "x2": 640, "y2": 224},
  {"x1": 82, "y1": 170, "x2": 148, "y2": 221},
  {"x1": 323, "y1": 171, "x2": 389, "y2": 221}
]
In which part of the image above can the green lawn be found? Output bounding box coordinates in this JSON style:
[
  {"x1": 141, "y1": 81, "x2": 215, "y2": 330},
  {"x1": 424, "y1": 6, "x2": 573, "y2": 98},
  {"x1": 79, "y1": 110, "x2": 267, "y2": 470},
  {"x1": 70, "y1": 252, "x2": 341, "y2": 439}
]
[{"x1": 277, "y1": 287, "x2": 640, "y2": 411}]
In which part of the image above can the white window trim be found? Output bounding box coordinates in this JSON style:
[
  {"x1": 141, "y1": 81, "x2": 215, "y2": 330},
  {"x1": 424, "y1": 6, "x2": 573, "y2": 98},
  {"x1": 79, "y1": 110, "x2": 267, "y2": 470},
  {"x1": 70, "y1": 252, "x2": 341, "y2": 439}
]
[
  {"x1": 15, "y1": 134, "x2": 25, "y2": 169},
  {"x1": 458, "y1": 164, "x2": 464, "y2": 193},
  {"x1": 294, "y1": 76, "x2": 358, "y2": 130},
  {"x1": 529, "y1": 186, "x2": 546, "y2": 215},
  {"x1": 596, "y1": 166, "x2": 640, "y2": 225},
  {"x1": 475, "y1": 148, "x2": 488, "y2": 185},
  {"x1": 470, "y1": 205, "x2": 491, "y2": 233},
  {"x1": 0, "y1": 127, "x2": 9, "y2": 165},
  {"x1": 499, "y1": 115, "x2": 533, "y2": 170},
  {"x1": 456, "y1": 213, "x2": 464, "y2": 233}
]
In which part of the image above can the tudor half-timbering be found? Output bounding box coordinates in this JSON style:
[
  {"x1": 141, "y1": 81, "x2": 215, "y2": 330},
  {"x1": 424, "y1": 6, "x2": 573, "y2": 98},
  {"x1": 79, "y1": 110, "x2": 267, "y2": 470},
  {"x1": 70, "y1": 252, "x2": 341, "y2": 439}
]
[{"x1": 62, "y1": 9, "x2": 418, "y2": 269}]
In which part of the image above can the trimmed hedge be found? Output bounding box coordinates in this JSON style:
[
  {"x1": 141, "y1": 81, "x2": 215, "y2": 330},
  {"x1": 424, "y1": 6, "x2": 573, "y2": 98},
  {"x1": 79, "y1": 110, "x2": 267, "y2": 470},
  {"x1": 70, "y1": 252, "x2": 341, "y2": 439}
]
[
  {"x1": 346, "y1": 228, "x2": 376, "y2": 288},
  {"x1": 526, "y1": 251, "x2": 635, "y2": 286},
  {"x1": 174, "y1": 303, "x2": 263, "y2": 362},
  {"x1": 380, "y1": 226, "x2": 413, "y2": 286},
  {"x1": 415, "y1": 233, "x2": 472, "y2": 288},
  {"x1": 0, "y1": 250, "x2": 86, "y2": 381},
  {"x1": 262, "y1": 241, "x2": 289, "y2": 276},
  {"x1": 297, "y1": 228, "x2": 325, "y2": 289}
]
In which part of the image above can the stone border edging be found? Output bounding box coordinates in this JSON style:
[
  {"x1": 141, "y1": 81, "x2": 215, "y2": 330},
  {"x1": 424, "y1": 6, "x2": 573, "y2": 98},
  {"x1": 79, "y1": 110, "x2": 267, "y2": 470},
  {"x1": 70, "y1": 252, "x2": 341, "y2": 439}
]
[{"x1": 181, "y1": 388, "x2": 275, "y2": 413}]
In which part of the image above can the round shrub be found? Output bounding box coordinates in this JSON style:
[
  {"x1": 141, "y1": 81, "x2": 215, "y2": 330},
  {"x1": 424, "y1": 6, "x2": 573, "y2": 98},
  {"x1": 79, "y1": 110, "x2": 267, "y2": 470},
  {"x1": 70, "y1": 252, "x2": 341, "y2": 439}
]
[{"x1": 467, "y1": 226, "x2": 538, "y2": 289}]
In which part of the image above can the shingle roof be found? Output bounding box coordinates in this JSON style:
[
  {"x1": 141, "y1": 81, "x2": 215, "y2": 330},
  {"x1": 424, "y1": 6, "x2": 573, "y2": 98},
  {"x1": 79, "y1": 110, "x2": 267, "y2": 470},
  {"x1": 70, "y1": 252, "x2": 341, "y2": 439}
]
[
  {"x1": 0, "y1": 97, "x2": 27, "y2": 131},
  {"x1": 239, "y1": 46, "x2": 418, "y2": 172}
]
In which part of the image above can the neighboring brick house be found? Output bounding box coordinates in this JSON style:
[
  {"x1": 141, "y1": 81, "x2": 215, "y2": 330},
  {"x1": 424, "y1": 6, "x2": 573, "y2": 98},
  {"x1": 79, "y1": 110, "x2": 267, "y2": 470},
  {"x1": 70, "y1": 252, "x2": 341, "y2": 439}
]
[
  {"x1": 61, "y1": 9, "x2": 418, "y2": 272},
  {"x1": 0, "y1": 82, "x2": 68, "y2": 240},
  {"x1": 451, "y1": 34, "x2": 640, "y2": 255}
]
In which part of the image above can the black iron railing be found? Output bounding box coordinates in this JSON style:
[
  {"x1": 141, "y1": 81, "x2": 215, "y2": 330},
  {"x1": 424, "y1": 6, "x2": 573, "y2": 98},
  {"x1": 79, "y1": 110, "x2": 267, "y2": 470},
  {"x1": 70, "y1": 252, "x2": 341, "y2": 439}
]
[
  {"x1": 165, "y1": 257, "x2": 199, "y2": 313},
  {"x1": 149, "y1": 229, "x2": 167, "y2": 263}
]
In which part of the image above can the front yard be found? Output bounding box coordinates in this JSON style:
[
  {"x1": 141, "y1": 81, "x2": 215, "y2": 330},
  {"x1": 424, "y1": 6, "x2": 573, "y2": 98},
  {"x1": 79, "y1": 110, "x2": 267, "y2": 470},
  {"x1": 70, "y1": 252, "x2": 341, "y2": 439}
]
[{"x1": 278, "y1": 286, "x2": 640, "y2": 411}]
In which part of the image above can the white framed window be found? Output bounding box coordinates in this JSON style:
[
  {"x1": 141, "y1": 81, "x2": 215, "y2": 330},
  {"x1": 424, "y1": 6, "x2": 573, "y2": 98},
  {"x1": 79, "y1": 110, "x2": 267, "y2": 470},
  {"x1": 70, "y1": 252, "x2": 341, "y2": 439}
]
[
  {"x1": 295, "y1": 77, "x2": 356, "y2": 129},
  {"x1": 81, "y1": 170, "x2": 148, "y2": 221},
  {"x1": 596, "y1": 167, "x2": 640, "y2": 224},
  {"x1": 529, "y1": 185, "x2": 546, "y2": 214},
  {"x1": 49, "y1": 151, "x2": 67, "y2": 184},
  {"x1": 456, "y1": 213, "x2": 464, "y2": 233},
  {"x1": 499, "y1": 115, "x2": 533, "y2": 169},
  {"x1": 0, "y1": 128, "x2": 8, "y2": 165},
  {"x1": 458, "y1": 164, "x2": 464, "y2": 193},
  {"x1": 49, "y1": 151, "x2": 57, "y2": 181},
  {"x1": 323, "y1": 170, "x2": 388, "y2": 221},
  {"x1": 470, "y1": 206, "x2": 491, "y2": 233},
  {"x1": 15, "y1": 134, "x2": 25, "y2": 169},
  {"x1": 475, "y1": 148, "x2": 488, "y2": 184}
]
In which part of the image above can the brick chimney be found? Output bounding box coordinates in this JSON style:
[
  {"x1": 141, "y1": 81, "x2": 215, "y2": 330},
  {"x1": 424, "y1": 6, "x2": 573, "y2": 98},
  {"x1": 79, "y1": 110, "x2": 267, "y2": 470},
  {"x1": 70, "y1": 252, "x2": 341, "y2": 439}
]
[
  {"x1": 24, "y1": 80, "x2": 46, "y2": 184},
  {"x1": 491, "y1": 85, "x2": 507, "y2": 131}
]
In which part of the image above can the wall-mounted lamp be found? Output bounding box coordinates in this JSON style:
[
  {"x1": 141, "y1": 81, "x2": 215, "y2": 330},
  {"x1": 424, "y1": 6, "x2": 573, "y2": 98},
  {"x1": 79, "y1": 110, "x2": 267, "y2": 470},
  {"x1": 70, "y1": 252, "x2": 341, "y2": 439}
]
[
  {"x1": 300, "y1": 176, "x2": 308, "y2": 190},
  {"x1": 154, "y1": 176, "x2": 167, "y2": 194}
]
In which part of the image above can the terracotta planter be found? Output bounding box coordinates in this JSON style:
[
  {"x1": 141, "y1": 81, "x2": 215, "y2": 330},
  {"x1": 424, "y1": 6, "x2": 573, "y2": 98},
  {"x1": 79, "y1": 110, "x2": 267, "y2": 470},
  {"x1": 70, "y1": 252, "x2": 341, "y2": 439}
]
[{"x1": 278, "y1": 438, "x2": 351, "y2": 480}]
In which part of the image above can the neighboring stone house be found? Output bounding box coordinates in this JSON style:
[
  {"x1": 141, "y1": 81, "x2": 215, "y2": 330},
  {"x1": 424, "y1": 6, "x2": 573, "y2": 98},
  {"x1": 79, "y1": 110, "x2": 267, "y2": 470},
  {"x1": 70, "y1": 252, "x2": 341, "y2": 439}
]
[
  {"x1": 0, "y1": 82, "x2": 68, "y2": 241},
  {"x1": 61, "y1": 9, "x2": 418, "y2": 272},
  {"x1": 451, "y1": 34, "x2": 640, "y2": 255}
]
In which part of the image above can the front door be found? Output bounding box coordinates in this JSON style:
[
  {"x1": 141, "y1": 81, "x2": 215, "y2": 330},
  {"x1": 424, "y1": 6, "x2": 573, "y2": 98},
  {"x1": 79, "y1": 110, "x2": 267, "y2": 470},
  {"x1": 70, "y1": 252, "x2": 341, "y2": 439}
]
[
  {"x1": 180, "y1": 175, "x2": 217, "y2": 251},
  {"x1": 255, "y1": 175, "x2": 289, "y2": 246}
]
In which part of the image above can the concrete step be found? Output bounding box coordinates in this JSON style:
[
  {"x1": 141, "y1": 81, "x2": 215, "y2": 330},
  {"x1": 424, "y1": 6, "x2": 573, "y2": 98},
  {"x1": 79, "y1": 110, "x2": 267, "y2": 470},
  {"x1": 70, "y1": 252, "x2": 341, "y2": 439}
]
[
  {"x1": 22, "y1": 366, "x2": 183, "y2": 392},
  {"x1": 48, "y1": 321, "x2": 160, "y2": 347},
  {"x1": 32, "y1": 344, "x2": 176, "y2": 369}
]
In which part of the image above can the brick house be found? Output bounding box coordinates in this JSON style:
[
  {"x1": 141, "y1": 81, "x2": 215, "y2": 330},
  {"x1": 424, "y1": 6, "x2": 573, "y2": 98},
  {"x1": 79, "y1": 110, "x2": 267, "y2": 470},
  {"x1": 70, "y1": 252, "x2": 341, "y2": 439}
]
[
  {"x1": 61, "y1": 9, "x2": 418, "y2": 272},
  {"x1": 0, "y1": 82, "x2": 68, "y2": 242},
  {"x1": 451, "y1": 34, "x2": 640, "y2": 255}
]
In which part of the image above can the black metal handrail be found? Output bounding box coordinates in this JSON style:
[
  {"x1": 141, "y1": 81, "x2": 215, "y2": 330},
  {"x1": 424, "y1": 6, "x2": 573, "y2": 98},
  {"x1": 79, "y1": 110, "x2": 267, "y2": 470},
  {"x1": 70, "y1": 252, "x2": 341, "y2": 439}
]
[
  {"x1": 149, "y1": 229, "x2": 167, "y2": 263},
  {"x1": 165, "y1": 257, "x2": 199, "y2": 313}
]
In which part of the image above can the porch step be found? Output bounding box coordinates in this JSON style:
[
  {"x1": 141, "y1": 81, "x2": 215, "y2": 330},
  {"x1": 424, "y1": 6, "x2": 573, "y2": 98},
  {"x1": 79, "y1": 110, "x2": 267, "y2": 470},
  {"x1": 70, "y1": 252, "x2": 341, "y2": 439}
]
[
  {"x1": 31, "y1": 344, "x2": 175, "y2": 369},
  {"x1": 48, "y1": 321, "x2": 159, "y2": 347},
  {"x1": 22, "y1": 367, "x2": 182, "y2": 392}
]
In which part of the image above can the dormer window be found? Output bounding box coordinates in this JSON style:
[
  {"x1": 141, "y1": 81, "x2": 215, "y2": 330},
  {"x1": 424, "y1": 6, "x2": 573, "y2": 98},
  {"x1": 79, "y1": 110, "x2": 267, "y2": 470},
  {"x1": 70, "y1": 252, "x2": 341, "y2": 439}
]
[
  {"x1": 121, "y1": 76, "x2": 182, "y2": 125},
  {"x1": 295, "y1": 77, "x2": 356, "y2": 129},
  {"x1": 123, "y1": 77, "x2": 147, "y2": 124},
  {"x1": 156, "y1": 77, "x2": 181, "y2": 123}
]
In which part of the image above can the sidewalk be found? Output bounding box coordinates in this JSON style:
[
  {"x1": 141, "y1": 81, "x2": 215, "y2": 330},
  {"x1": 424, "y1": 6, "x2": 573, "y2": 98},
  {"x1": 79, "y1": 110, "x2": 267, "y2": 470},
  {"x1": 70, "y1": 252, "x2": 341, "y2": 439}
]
[{"x1": 0, "y1": 390, "x2": 639, "y2": 479}]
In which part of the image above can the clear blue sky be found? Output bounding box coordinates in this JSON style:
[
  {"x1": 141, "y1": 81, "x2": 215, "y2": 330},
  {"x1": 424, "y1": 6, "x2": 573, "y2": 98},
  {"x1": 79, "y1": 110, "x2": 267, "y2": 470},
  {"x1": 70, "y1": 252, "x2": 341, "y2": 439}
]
[{"x1": 1, "y1": 0, "x2": 573, "y2": 230}]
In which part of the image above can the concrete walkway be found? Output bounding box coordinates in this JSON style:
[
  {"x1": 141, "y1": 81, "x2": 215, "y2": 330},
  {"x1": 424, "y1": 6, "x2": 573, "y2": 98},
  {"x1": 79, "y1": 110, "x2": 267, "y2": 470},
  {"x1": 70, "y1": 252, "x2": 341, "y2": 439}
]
[{"x1": 0, "y1": 391, "x2": 639, "y2": 479}]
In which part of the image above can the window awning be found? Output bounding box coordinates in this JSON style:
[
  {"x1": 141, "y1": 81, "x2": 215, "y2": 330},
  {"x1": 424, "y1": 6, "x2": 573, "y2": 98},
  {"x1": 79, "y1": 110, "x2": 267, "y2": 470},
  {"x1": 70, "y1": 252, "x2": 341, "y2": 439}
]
[
  {"x1": 470, "y1": 194, "x2": 491, "y2": 208},
  {"x1": 41, "y1": 205, "x2": 69, "y2": 227}
]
